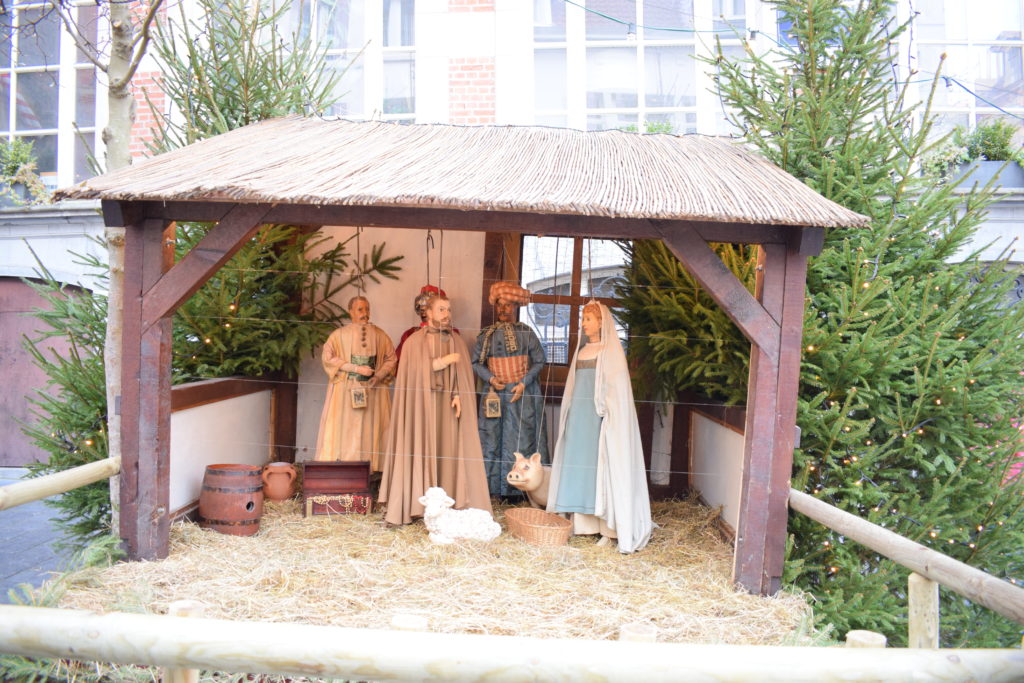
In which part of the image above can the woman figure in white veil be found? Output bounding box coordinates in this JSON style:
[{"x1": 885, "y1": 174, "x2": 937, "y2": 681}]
[{"x1": 546, "y1": 301, "x2": 652, "y2": 553}]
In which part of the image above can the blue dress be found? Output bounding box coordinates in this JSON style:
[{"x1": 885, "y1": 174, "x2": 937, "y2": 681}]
[{"x1": 553, "y1": 359, "x2": 600, "y2": 514}]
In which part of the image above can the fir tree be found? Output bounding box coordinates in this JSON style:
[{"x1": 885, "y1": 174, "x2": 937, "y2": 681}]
[{"x1": 621, "y1": 0, "x2": 1024, "y2": 646}]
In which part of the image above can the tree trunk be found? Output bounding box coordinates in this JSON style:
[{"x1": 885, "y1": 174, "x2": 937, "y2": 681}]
[{"x1": 103, "y1": 0, "x2": 137, "y2": 534}]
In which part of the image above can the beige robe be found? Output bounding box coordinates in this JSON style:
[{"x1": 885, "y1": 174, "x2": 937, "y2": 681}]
[
  {"x1": 314, "y1": 323, "x2": 397, "y2": 471},
  {"x1": 379, "y1": 326, "x2": 492, "y2": 525}
]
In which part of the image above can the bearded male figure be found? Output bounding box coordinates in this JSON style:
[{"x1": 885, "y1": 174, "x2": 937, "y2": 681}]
[
  {"x1": 314, "y1": 296, "x2": 397, "y2": 471},
  {"x1": 379, "y1": 295, "x2": 491, "y2": 525},
  {"x1": 472, "y1": 281, "x2": 548, "y2": 497}
]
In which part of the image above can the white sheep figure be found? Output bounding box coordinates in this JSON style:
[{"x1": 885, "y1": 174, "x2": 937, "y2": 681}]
[{"x1": 417, "y1": 487, "x2": 501, "y2": 545}]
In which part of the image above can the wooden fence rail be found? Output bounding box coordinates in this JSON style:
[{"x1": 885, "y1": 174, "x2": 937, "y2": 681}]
[
  {"x1": 0, "y1": 457, "x2": 121, "y2": 512},
  {"x1": 1, "y1": 605, "x2": 1022, "y2": 682},
  {"x1": 789, "y1": 488, "x2": 1024, "y2": 626}
]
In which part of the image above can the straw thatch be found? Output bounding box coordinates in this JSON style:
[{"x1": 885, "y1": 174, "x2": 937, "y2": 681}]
[
  {"x1": 56, "y1": 116, "x2": 868, "y2": 229},
  {"x1": 54, "y1": 499, "x2": 816, "y2": 647}
]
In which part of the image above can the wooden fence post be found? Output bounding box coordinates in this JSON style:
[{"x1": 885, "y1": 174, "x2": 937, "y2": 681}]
[
  {"x1": 162, "y1": 600, "x2": 204, "y2": 683},
  {"x1": 908, "y1": 572, "x2": 940, "y2": 648},
  {"x1": 845, "y1": 630, "x2": 887, "y2": 648}
]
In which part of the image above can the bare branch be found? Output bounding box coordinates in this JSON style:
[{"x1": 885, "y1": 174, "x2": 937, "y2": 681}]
[{"x1": 53, "y1": 2, "x2": 108, "y2": 73}]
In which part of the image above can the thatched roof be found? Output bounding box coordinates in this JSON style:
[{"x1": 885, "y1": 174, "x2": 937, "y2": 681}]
[{"x1": 57, "y1": 115, "x2": 868, "y2": 228}]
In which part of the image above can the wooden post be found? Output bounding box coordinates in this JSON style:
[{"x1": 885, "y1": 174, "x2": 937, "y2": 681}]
[
  {"x1": 908, "y1": 572, "x2": 940, "y2": 648},
  {"x1": 845, "y1": 630, "x2": 887, "y2": 648},
  {"x1": 162, "y1": 600, "x2": 204, "y2": 683},
  {"x1": 655, "y1": 226, "x2": 810, "y2": 595},
  {"x1": 270, "y1": 376, "x2": 298, "y2": 463},
  {"x1": 120, "y1": 218, "x2": 175, "y2": 560}
]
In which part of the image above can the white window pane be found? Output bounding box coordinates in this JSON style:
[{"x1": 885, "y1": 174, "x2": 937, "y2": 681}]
[
  {"x1": 320, "y1": 0, "x2": 365, "y2": 50},
  {"x1": 534, "y1": 0, "x2": 566, "y2": 42},
  {"x1": 645, "y1": 111, "x2": 697, "y2": 134},
  {"x1": 383, "y1": 0, "x2": 414, "y2": 47},
  {"x1": 535, "y1": 49, "x2": 566, "y2": 110},
  {"x1": 383, "y1": 51, "x2": 414, "y2": 115},
  {"x1": 580, "y1": 239, "x2": 626, "y2": 297},
  {"x1": 712, "y1": 0, "x2": 745, "y2": 32},
  {"x1": 521, "y1": 236, "x2": 575, "y2": 364},
  {"x1": 588, "y1": 112, "x2": 637, "y2": 130},
  {"x1": 916, "y1": 0, "x2": 964, "y2": 40},
  {"x1": 17, "y1": 71, "x2": 58, "y2": 130},
  {"x1": 586, "y1": 0, "x2": 635, "y2": 41},
  {"x1": 76, "y1": 68, "x2": 97, "y2": 127},
  {"x1": 535, "y1": 114, "x2": 568, "y2": 127},
  {"x1": 973, "y1": 45, "x2": 1024, "y2": 108},
  {"x1": 76, "y1": 4, "x2": 99, "y2": 63},
  {"x1": 329, "y1": 54, "x2": 364, "y2": 116},
  {"x1": 645, "y1": 46, "x2": 695, "y2": 107},
  {"x1": 0, "y1": 75, "x2": 9, "y2": 131},
  {"x1": 75, "y1": 131, "x2": 99, "y2": 182},
  {"x1": 21, "y1": 134, "x2": 55, "y2": 174},
  {"x1": 930, "y1": 112, "x2": 970, "y2": 138},
  {"x1": 587, "y1": 47, "x2": 637, "y2": 108},
  {"x1": 920, "y1": 45, "x2": 973, "y2": 107},
  {"x1": 642, "y1": 0, "x2": 694, "y2": 40},
  {"x1": 0, "y1": 21, "x2": 11, "y2": 69},
  {"x1": 16, "y1": 7, "x2": 59, "y2": 67}
]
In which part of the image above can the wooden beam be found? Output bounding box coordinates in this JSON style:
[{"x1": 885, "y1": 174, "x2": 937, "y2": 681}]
[
  {"x1": 655, "y1": 223, "x2": 780, "y2": 359},
  {"x1": 122, "y1": 200, "x2": 796, "y2": 245},
  {"x1": 120, "y1": 218, "x2": 175, "y2": 560},
  {"x1": 170, "y1": 376, "x2": 277, "y2": 412},
  {"x1": 141, "y1": 204, "x2": 272, "y2": 330}
]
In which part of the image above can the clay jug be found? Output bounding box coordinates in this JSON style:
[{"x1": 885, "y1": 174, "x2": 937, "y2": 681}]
[{"x1": 261, "y1": 461, "x2": 297, "y2": 501}]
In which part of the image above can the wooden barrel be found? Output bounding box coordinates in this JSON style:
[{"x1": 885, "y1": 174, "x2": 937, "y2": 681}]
[{"x1": 198, "y1": 464, "x2": 264, "y2": 536}]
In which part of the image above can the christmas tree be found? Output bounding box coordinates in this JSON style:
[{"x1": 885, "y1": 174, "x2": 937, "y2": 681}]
[{"x1": 621, "y1": 0, "x2": 1024, "y2": 646}]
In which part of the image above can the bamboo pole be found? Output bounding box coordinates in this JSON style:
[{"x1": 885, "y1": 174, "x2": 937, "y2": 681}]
[
  {"x1": 1, "y1": 606, "x2": 1022, "y2": 683},
  {"x1": 789, "y1": 489, "x2": 1024, "y2": 625},
  {"x1": 909, "y1": 572, "x2": 940, "y2": 648},
  {"x1": 0, "y1": 457, "x2": 121, "y2": 512}
]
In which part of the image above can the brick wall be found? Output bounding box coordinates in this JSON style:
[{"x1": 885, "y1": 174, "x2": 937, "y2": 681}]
[
  {"x1": 128, "y1": 70, "x2": 165, "y2": 160},
  {"x1": 448, "y1": 57, "x2": 496, "y2": 125},
  {"x1": 448, "y1": 0, "x2": 495, "y2": 11}
]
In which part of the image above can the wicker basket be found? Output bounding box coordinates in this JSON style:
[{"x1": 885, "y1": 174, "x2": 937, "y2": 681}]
[{"x1": 505, "y1": 507, "x2": 572, "y2": 547}]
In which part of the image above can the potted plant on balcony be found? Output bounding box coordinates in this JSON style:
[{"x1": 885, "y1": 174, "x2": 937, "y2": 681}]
[
  {"x1": 923, "y1": 119, "x2": 1024, "y2": 188},
  {"x1": 0, "y1": 137, "x2": 49, "y2": 207}
]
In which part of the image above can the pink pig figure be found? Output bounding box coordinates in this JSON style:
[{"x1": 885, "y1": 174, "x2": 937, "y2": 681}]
[{"x1": 505, "y1": 451, "x2": 551, "y2": 508}]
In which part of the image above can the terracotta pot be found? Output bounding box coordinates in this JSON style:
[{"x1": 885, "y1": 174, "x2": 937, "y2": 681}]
[
  {"x1": 198, "y1": 464, "x2": 263, "y2": 536},
  {"x1": 261, "y1": 461, "x2": 298, "y2": 501}
]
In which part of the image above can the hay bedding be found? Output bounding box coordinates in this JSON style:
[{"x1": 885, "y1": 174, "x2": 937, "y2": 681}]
[{"x1": 57, "y1": 499, "x2": 810, "y2": 646}]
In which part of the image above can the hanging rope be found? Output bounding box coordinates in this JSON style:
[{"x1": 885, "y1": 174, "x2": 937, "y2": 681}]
[
  {"x1": 425, "y1": 229, "x2": 434, "y2": 288},
  {"x1": 355, "y1": 226, "x2": 365, "y2": 294}
]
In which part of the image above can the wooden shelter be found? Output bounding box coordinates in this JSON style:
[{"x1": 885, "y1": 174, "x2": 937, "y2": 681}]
[{"x1": 56, "y1": 116, "x2": 868, "y2": 596}]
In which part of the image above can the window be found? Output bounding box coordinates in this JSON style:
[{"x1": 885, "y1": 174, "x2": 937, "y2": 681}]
[
  {"x1": 294, "y1": 0, "x2": 416, "y2": 122},
  {"x1": 0, "y1": 1, "x2": 100, "y2": 190},
  {"x1": 519, "y1": 236, "x2": 627, "y2": 372},
  {"x1": 533, "y1": 0, "x2": 741, "y2": 133},
  {"x1": 911, "y1": 0, "x2": 1024, "y2": 135}
]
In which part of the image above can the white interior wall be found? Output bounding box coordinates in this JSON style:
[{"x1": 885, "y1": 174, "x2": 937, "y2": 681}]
[
  {"x1": 689, "y1": 412, "x2": 745, "y2": 534},
  {"x1": 296, "y1": 225, "x2": 486, "y2": 460},
  {"x1": 169, "y1": 390, "x2": 272, "y2": 513}
]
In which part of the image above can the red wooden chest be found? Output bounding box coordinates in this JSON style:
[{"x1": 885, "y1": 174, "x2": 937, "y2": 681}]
[{"x1": 301, "y1": 462, "x2": 372, "y2": 516}]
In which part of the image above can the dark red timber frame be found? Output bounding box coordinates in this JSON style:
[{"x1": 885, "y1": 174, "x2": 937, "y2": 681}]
[{"x1": 107, "y1": 198, "x2": 823, "y2": 596}]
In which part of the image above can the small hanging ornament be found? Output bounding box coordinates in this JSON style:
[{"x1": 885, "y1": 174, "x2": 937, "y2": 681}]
[{"x1": 350, "y1": 386, "x2": 368, "y2": 409}]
